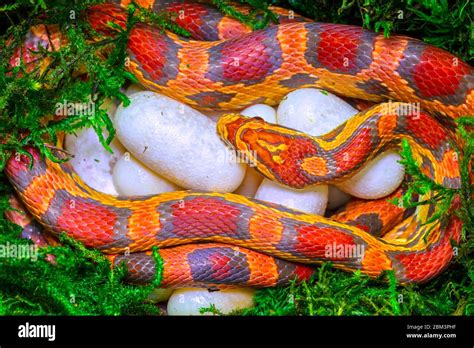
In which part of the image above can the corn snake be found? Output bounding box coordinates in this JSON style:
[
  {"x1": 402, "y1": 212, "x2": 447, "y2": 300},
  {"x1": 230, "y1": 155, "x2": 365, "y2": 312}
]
[{"x1": 4, "y1": 1, "x2": 473, "y2": 288}]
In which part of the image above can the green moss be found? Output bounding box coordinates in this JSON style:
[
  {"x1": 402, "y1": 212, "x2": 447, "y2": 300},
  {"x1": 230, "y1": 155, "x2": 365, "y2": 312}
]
[
  {"x1": 0, "y1": 0, "x2": 472, "y2": 316},
  {"x1": 242, "y1": 262, "x2": 473, "y2": 315},
  {"x1": 211, "y1": 0, "x2": 279, "y2": 30},
  {"x1": 199, "y1": 303, "x2": 225, "y2": 315},
  {"x1": 0, "y1": 220, "x2": 162, "y2": 315}
]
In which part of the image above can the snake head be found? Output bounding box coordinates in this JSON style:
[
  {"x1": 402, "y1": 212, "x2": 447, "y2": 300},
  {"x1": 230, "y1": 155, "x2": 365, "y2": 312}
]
[
  {"x1": 5, "y1": 146, "x2": 46, "y2": 193},
  {"x1": 217, "y1": 113, "x2": 268, "y2": 146},
  {"x1": 216, "y1": 113, "x2": 248, "y2": 149},
  {"x1": 217, "y1": 113, "x2": 318, "y2": 188}
]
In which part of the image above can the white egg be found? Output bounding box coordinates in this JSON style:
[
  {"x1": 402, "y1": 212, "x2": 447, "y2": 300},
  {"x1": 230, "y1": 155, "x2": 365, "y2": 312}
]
[
  {"x1": 234, "y1": 167, "x2": 263, "y2": 197},
  {"x1": 113, "y1": 153, "x2": 180, "y2": 196},
  {"x1": 167, "y1": 288, "x2": 255, "y2": 315},
  {"x1": 255, "y1": 179, "x2": 328, "y2": 215},
  {"x1": 202, "y1": 109, "x2": 237, "y2": 123},
  {"x1": 64, "y1": 99, "x2": 124, "y2": 195},
  {"x1": 327, "y1": 185, "x2": 352, "y2": 210},
  {"x1": 114, "y1": 92, "x2": 246, "y2": 192},
  {"x1": 277, "y1": 88, "x2": 357, "y2": 136},
  {"x1": 337, "y1": 150, "x2": 405, "y2": 199},
  {"x1": 241, "y1": 104, "x2": 277, "y2": 123},
  {"x1": 204, "y1": 104, "x2": 275, "y2": 124}
]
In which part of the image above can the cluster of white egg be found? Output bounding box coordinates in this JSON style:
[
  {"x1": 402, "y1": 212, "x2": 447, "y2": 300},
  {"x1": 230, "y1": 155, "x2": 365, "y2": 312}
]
[{"x1": 65, "y1": 85, "x2": 404, "y2": 315}]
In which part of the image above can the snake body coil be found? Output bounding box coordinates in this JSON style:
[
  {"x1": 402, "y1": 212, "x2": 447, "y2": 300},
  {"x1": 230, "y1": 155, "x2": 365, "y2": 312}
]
[{"x1": 5, "y1": 1, "x2": 473, "y2": 288}]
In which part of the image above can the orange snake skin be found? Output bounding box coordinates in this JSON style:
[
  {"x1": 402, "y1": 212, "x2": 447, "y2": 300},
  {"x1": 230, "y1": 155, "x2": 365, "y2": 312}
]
[{"x1": 4, "y1": 1, "x2": 473, "y2": 288}]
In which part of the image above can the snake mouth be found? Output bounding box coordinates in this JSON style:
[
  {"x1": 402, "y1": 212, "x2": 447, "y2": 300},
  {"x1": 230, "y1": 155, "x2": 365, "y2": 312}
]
[{"x1": 216, "y1": 113, "x2": 270, "y2": 146}]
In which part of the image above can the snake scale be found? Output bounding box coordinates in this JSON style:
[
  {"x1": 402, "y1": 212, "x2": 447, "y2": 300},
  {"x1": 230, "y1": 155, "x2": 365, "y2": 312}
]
[{"x1": 4, "y1": 0, "x2": 473, "y2": 288}]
